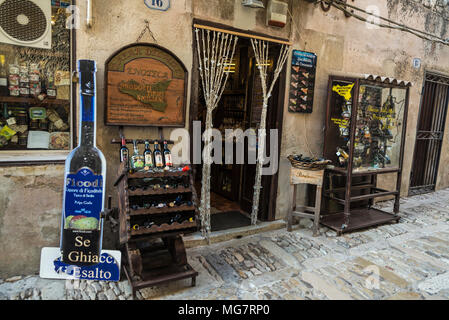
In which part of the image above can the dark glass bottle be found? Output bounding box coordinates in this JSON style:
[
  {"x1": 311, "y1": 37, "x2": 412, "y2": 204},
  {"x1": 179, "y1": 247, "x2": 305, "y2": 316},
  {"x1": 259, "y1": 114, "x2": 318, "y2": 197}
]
[
  {"x1": 0, "y1": 55, "x2": 8, "y2": 96},
  {"x1": 119, "y1": 137, "x2": 129, "y2": 166},
  {"x1": 153, "y1": 141, "x2": 164, "y2": 168},
  {"x1": 143, "y1": 140, "x2": 154, "y2": 167},
  {"x1": 60, "y1": 60, "x2": 106, "y2": 266},
  {"x1": 163, "y1": 140, "x2": 173, "y2": 167}
]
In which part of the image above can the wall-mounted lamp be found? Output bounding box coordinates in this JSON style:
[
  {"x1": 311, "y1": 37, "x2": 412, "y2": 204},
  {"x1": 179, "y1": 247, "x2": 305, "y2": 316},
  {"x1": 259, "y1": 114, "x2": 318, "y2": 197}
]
[{"x1": 242, "y1": 0, "x2": 265, "y2": 9}]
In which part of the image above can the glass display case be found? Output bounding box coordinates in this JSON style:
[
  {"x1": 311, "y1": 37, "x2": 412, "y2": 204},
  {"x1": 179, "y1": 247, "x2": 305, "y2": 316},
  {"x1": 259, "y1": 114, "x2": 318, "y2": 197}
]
[{"x1": 321, "y1": 75, "x2": 410, "y2": 235}]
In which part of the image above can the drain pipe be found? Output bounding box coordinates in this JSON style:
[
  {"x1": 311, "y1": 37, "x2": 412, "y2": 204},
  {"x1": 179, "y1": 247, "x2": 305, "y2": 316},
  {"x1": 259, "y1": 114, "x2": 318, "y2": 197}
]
[{"x1": 86, "y1": 0, "x2": 93, "y2": 28}]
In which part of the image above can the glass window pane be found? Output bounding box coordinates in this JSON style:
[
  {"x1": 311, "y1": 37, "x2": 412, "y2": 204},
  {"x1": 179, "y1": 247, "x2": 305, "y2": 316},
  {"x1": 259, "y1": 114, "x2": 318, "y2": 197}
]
[
  {"x1": 0, "y1": 3, "x2": 72, "y2": 151},
  {"x1": 353, "y1": 83, "x2": 406, "y2": 172}
]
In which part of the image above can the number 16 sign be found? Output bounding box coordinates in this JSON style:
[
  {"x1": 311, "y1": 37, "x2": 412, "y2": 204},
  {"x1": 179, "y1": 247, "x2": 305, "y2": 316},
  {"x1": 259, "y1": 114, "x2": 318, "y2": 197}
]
[{"x1": 144, "y1": 0, "x2": 170, "y2": 11}]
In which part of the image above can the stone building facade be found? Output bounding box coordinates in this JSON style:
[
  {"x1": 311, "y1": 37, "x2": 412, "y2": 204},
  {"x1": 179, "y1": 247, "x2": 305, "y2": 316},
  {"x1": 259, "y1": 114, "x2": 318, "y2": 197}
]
[{"x1": 0, "y1": 0, "x2": 448, "y2": 277}]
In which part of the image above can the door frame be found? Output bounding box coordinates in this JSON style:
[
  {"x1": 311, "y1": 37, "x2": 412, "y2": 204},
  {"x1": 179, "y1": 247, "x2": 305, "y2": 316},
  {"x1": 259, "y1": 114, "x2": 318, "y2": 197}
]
[{"x1": 189, "y1": 19, "x2": 289, "y2": 221}]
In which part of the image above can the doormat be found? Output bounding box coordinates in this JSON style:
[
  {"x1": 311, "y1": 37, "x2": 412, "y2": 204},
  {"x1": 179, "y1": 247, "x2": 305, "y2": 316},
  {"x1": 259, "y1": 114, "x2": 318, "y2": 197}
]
[{"x1": 211, "y1": 211, "x2": 251, "y2": 232}]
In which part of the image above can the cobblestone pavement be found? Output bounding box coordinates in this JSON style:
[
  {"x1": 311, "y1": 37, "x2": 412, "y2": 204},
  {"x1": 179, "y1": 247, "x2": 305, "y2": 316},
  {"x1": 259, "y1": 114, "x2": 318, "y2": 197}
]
[{"x1": 1, "y1": 189, "x2": 449, "y2": 300}]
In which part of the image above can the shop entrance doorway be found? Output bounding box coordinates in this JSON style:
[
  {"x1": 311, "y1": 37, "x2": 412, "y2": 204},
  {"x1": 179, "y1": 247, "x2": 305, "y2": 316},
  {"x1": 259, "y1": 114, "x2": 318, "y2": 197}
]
[
  {"x1": 409, "y1": 72, "x2": 449, "y2": 195},
  {"x1": 190, "y1": 26, "x2": 286, "y2": 232}
]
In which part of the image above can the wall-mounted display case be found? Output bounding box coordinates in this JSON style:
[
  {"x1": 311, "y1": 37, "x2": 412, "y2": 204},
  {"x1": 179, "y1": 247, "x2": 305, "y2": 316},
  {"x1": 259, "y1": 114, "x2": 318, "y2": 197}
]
[{"x1": 321, "y1": 75, "x2": 411, "y2": 235}]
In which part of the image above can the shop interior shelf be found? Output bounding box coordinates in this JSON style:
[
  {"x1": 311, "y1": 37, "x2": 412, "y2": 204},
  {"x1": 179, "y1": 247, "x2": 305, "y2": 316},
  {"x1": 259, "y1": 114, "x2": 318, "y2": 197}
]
[{"x1": 0, "y1": 96, "x2": 69, "y2": 106}]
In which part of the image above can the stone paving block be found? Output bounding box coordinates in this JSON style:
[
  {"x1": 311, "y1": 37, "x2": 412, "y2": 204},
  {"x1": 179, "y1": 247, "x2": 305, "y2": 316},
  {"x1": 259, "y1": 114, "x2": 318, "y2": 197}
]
[
  {"x1": 417, "y1": 271, "x2": 449, "y2": 295},
  {"x1": 204, "y1": 253, "x2": 241, "y2": 283},
  {"x1": 301, "y1": 271, "x2": 352, "y2": 300}
]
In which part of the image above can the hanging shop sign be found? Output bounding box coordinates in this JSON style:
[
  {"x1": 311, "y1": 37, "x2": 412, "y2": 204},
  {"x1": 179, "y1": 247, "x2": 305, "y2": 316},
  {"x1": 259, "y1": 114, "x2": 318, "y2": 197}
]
[
  {"x1": 144, "y1": 0, "x2": 170, "y2": 11},
  {"x1": 288, "y1": 50, "x2": 317, "y2": 113},
  {"x1": 105, "y1": 43, "x2": 187, "y2": 127}
]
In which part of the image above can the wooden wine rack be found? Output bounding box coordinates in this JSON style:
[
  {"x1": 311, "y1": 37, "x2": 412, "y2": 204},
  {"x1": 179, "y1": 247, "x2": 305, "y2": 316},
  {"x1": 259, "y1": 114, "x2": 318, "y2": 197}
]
[{"x1": 113, "y1": 160, "x2": 199, "y2": 298}]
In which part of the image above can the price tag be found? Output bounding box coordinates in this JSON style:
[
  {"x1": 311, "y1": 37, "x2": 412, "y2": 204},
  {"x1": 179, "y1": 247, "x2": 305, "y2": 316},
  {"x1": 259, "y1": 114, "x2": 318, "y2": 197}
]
[{"x1": 144, "y1": 0, "x2": 170, "y2": 11}]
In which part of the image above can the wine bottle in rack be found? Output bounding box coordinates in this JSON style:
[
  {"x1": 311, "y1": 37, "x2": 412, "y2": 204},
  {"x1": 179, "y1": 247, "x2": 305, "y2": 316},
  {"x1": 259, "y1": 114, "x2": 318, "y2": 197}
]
[
  {"x1": 153, "y1": 141, "x2": 164, "y2": 168},
  {"x1": 131, "y1": 139, "x2": 144, "y2": 169},
  {"x1": 119, "y1": 137, "x2": 129, "y2": 166},
  {"x1": 143, "y1": 140, "x2": 154, "y2": 168},
  {"x1": 163, "y1": 140, "x2": 173, "y2": 167},
  {"x1": 60, "y1": 60, "x2": 106, "y2": 266}
]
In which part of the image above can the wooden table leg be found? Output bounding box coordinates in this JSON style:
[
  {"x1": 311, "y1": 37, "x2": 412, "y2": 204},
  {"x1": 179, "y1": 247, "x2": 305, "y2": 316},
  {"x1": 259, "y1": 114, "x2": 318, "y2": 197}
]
[
  {"x1": 287, "y1": 184, "x2": 297, "y2": 232},
  {"x1": 313, "y1": 185, "x2": 322, "y2": 237}
]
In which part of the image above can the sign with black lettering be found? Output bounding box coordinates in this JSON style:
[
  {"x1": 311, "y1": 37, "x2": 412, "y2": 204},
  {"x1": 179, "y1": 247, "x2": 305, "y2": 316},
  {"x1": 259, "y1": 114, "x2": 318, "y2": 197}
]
[
  {"x1": 105, "y1": 43, "x2": 187, "y2": 127},
  {"x1": 288, "y1": 50, "x2": 317, "y2": 113},
  {"x1": 40, "y1": 247, "x2": 121, "y2": 282}
]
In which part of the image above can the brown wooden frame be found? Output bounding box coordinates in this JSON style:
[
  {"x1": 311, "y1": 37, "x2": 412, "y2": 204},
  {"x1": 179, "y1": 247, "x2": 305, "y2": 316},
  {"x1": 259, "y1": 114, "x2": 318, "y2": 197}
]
[{"x1": 104, "y1": 43, "x2": 188, "y2": 128}]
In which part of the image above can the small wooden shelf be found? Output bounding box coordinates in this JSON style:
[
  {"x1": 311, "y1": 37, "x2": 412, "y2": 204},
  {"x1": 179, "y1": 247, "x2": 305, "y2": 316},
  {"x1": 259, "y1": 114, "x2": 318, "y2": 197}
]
[
  {"x1": 130, "y1": 220, "x2": 197, "y2": 236},
  {"x1": 326, "y1": 166, "x2": 400, "y2": 176},
  {"x1": 0, "y1": 96, "x2": 69, "y2": 106},
  {"x1": 128, "y1": 170, "x2": 189, "y2": 179},
  {"x1": 130, "y1": 204, "x2": 196, "y2": 216},
  {"x1": 128, "y1": 186, "x2": 192, "y2": 196},
  {"x1": 114, "y1": 167, "x2": 190, "y2": 186},
  {"x1": 320, "y1": 208, "x2": 400, "y2": 236}
]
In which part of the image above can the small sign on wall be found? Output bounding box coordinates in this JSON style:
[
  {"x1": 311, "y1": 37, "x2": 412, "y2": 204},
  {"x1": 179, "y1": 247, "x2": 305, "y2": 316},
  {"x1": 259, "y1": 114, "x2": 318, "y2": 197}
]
[
  {"x1": 144, "y1": 0, "x2": 170, "y2": 11},
  {"x1": 288, "y1": 50, "x2": 317, "y2": 113}
]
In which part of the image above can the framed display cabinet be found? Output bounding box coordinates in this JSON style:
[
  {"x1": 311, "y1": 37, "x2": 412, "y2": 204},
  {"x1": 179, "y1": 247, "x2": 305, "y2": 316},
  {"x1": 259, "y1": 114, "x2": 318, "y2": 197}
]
[{"x1": 321, "y1": 75, "x2": 411, "y2": 235}]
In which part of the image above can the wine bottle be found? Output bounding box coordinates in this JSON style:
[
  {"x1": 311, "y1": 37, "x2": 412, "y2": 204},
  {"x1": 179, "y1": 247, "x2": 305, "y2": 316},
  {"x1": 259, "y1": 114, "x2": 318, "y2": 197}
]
[
  {"x1": 119, "y1": 137, "x2": 129, "y2": 166},
  {"x1": 0, "y1": 55, "x2": 8, "y2": 96},
  {"x1": 153, "y1": 141, "x2": 164, "y2": 168},
  {"x1": 163, "y1": 140, "x2": 173, "y2": 167},
  {"x1": 143, "y1": 140, "x2": 154, "y2": 167},
  {"x1": 60, "y1": 60, "x2": 106, "y2": 266},
  {"x1": 131, "y1": 140, "x2": 144, "y2": 169}
]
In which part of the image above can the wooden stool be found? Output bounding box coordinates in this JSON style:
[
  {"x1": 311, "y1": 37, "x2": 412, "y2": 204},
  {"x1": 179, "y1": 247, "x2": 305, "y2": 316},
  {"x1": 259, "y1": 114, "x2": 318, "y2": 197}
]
[{"x1": 287, "y1": 167, "x2": 324, "y2": 236}]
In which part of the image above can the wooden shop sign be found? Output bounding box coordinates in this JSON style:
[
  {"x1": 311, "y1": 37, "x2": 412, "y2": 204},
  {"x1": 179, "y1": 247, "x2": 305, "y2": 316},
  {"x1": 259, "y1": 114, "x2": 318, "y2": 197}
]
[{"x1": 105, "y1": 43, "x2": 187, "y2": 127}]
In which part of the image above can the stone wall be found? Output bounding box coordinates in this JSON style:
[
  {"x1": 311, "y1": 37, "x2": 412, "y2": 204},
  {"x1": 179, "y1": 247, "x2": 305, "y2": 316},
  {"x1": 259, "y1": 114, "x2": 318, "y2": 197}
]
[{"x1": 0, "y1": 165, "x2": 64, "y2": 277}]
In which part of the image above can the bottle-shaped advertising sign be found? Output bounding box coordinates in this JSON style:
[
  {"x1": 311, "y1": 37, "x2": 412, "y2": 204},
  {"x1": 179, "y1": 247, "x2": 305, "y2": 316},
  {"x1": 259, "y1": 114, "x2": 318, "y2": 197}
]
[{"x1": 60, "y1": 60, "x2": 106, "y2": 266}]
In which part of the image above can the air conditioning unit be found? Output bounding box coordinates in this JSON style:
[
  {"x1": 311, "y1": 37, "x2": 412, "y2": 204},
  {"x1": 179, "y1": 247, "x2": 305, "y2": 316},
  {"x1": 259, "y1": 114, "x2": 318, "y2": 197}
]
[
  {"x1": 267, "y1": 0, "x2": 288, "y2": 28},
  {"x1": 0, "y1": 0, "x2": 52, "y2": 50}
]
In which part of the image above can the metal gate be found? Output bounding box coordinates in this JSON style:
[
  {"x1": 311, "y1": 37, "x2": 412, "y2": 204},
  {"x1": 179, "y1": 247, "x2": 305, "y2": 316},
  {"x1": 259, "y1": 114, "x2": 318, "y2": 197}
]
[{"x1": 409, "y1": 72, "x2": 449, "y2": 195}]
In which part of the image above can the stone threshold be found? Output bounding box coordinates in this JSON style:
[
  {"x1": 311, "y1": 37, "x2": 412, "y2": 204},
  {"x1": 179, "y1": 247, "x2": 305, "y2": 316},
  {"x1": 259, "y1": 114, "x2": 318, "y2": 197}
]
[{"x1": 183, "y1": 220, "x2": 287, "y2": 248}]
